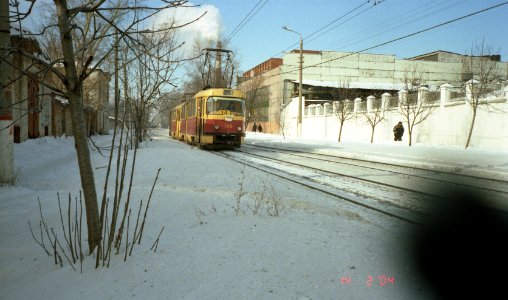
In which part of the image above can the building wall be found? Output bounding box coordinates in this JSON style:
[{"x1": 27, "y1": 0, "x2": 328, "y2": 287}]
[
  {"x1": 239, "y1": 66, "x2": 283, "y2": 133},
  {"x1": 281, "y1": 51, "x2": 483, "y2": 88},
  {"x1": 40, "y1": 94, "x2": 52, "y2": 136},
  {"x1": 242, "y1": 50, "x2": 508, "y2": 140}
]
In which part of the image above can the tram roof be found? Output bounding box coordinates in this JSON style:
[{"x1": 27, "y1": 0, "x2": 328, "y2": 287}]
[{"x1": 194, "y1": 88, "x2": 245, "y2": 99}]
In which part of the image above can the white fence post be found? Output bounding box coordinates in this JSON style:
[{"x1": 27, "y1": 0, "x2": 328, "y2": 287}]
[
  {"x1": 398, "y1": 90, "x2": 408, "y2": 108},
  {"x1": 309, "y1": 104, "x2": 316, "y2": 116},
  {"x1": 316, "y1": 104, "x2": 323, "y2": 116},
  {"x1": 367, "y1": 95, "x2": 375, "y2": 112},
  {"x1": 465, "y1": 79, "x2": 479, "y2": 103},
  {"x1": 354, "y1": 97, "x2": 362, "y2": 113},
  {"x1": 381, "y1": 92, "x2": 391, "y2": 111},
  {"x1": 323, "y1": 102, "x2": 331, "y2": 115},
  {"x1": 440, "y1": 83, "x2": 453, "y2": 108},
  {"x1": 418, "y1": 86, "x2": 429, "y2": 105}
]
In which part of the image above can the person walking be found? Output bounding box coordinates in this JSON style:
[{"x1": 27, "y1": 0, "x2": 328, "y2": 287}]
[
  {"x1": 258, "y1": 124, "x2": 263, "y2": 133},
  {"x1": 393, "y1": 121, "x2": 404, "y2": 141},
  {"x1": 251, "y1": 122, "x2": 257, "y2": 132}
]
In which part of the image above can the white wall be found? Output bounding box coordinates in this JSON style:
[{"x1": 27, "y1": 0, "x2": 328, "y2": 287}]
[{"x1": 285, "y1": 93, "x2": 508, "y2": 150}]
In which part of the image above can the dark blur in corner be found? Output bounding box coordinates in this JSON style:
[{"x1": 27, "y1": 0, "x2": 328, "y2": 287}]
[{"x1": 409, "y1": 186, "x2": 508, "y2": 299}]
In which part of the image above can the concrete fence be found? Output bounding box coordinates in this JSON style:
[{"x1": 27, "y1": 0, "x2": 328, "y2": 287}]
[{"x1": 282, "y1": 84, "x2": 508, "y2": 150}]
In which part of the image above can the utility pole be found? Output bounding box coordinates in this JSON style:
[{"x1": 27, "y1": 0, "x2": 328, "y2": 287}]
[
  {"x1": 0, "y1": 0, "x2": 14, "y2": 184},
  {"x1": 297, "y1": 35, "x2": 303, "y2": 138},
  {"x1": 282, "y1": 25, "x2": 303, "y2": 137}
]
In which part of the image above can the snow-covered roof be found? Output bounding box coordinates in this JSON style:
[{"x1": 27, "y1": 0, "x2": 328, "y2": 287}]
[
  {"x1": 10, "y1": 25, "x2": 51, "y2": 63},
  {"x1": 55, "y1": 95, "x2": 68, "y2": 104}
]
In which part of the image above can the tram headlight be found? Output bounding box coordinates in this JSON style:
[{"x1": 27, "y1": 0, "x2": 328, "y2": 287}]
[
  {"x1": 237, "y1": 127, "x2": 242, "y2": 131},
  {"x1": 214, "y1": 125, "x2": 220, "y2": 130}
]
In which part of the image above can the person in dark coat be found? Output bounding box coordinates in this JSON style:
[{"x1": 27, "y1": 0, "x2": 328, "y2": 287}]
[
  {"x1": 393, "y1": 121, "x2": 404, "y2": 141},
  {"x1": 251, "y1": 122, "x2": 257, "y2": 132},
  {"x1": 257, "y1": 124, "x2": 263, "y2": 133}
]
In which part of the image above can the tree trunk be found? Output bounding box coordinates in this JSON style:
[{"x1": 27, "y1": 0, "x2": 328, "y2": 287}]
[
  {"x1": 370, "y1": 127, "x2": 374, "y2": 143},
  {"x1": 465, "y1": 106, "x2": 477, "y2": 149},
  {"x1": 55, "y1": 0, "x2": 101, "y2": 253},
  {"x1": 408, "y1": 126, "x2": 412, "y2": 146},
  {"x1": 338, "y1": 122, "x2": 344, "y2": 142}
]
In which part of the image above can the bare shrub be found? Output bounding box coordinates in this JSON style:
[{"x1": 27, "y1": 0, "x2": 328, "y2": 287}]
[
  {"x1": 233, "y1": 166, "x2": 247, "y2": 215},
  {"x1": 193, "y1": 205, "x2": 207, "y2": 225}
]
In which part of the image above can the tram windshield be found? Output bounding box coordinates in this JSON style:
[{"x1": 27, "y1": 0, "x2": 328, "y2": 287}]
[{"x1": 206, "y1": 97, "x2": 245, "y2": 116}]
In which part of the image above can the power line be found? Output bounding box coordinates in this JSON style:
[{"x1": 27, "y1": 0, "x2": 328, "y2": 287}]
[
  {"x1": 225, "y1": 0, "x2": 271, "y2": 43},
  {"x1": 273, "y1": 0, "x2": 383, "y2": 58},
  {"x1": 224, "y1": 0, "x2": 263, "y2": 42},
  {"x1": 329, "y1": 0, "x2": 463, "y2": 51},
  {"x1": 304, "y1": 0, "x2": 386, "y2": 47},
  {"x1": 274, "y1": 1, "x2": 369, "y2": 57},
  {"x1": 261, "y1": 1, "x2": 508, "y2": 79}
]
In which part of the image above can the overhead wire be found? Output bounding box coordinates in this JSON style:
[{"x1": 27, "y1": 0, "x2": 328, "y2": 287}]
[
  {"x1": 263, "y1": 1, "x2": 508, "y2": 79},
  {"x1": 329, "y1": 0, "x2": 464, "y2": 51},
  {"x1": 271, "y1": 0, "x2": 375, "y2": 58},
  {"x1": 304, "y1": 0, "x2": 387, "y2": 47},
  {"x1": 224, "y1": 0, "x2": 264, "y2": 42},
  {"x1": 224, "y1": 0, "x2": 271, "y2": 43}
]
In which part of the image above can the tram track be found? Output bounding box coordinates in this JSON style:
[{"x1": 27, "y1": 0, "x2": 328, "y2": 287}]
[
  {"x1": 210, "y1": 142, "x2": 508, "y2": 227},
  {"x1": 242, "y1": 144, "x2": 508, "y2": 195},
  {"x1": 211, "y1": 150, "x2": 429, "y2": 227},
  {"x1": 240, "y1": 144, "x2": 508, "y2": 212}
]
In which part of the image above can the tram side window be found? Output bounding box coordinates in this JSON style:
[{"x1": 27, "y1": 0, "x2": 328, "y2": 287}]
[
  {"x1": 206, "y1": 97, "x2": 218, "y2": 114},
  {"x1": 189, "y1": 100, "x2": 195, "y2": 117}
]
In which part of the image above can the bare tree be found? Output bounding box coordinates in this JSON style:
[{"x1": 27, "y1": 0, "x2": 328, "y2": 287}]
[
  {"x1": 5, "y1": 0, "x2": 202, "y2": 253},
  {"x1": 152, "y1": 92, "x2": 182, "y2": 128},
  {"x1": 238, "y1": 74, "x2": 265, "y2": 126},
  {"x1": 462, "y1": 40, "x2": 502, "y2": 149},
  {"x1": 331, "y1": 79, "x2": 355, "y2": 142},
  {"x1": 125, "y1": 25, "x2": 183, "y2": 146},
  {"x1": 360, "y1": 96, "x2": 385, "y2": 143},
  {"x1": 274, "y1": 99, "x2": 288, "y2": 138},
  {"x1": 399, "y1": 65, "x2": 436, "y2": 146}
]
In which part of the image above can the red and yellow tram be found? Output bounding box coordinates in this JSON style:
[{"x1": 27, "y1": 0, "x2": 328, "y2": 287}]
[{"x1": 170, "y1": 88, "x2": 246, "y2": 148}]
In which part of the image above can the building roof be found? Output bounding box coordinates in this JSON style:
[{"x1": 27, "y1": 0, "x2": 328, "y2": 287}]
[
  {"x1": 294, "y1": 79, "x2": 406, "y2": 91},
  {"x1": 406, "y1": 50, "x2": 464, "y2": 61},
  {"x1": 242, "y1": 58, "x2": 283, "y2": 77}
]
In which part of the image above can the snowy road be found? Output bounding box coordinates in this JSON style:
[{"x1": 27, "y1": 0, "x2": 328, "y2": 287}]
[{"x1": 2, "y1": 129, "x2": 507, "y2": 299}]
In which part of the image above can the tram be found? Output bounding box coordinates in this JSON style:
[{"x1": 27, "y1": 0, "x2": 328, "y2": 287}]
[{"x1": 170, "y1": 88, "x2": 246, "y2": 149}]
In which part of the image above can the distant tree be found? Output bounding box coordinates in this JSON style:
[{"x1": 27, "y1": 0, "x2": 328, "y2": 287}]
[
  {"x1": 126, "y1": 25, "x2": 183, "y2": 146},
  {"x1": 331, "y1": 79, "x2": 355, "y2": 142},
  {"x1": 183, "y1": 37, "x2": 239, "y2": 95},
  {"x1": 399, "y1": 65, "x2": 437, "y2": 146},
  {"x1": 462, "y1": 40, "x2": 502, "y2": 149},
  {"x1": 360, "y1": 96, "x2": 385, "y2": 143},
  {"x1": 154, "y1": 92, "x2": 183, "y2": 128}
]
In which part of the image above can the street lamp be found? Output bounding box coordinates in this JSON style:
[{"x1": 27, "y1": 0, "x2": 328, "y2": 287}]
[{"x1": 282, "y1": 25, "x2": 303, "y2": 137}]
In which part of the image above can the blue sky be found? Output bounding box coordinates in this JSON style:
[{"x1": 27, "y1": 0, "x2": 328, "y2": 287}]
[{"x1": 192, "y1": 0, "x2": 508, "y2": 72}]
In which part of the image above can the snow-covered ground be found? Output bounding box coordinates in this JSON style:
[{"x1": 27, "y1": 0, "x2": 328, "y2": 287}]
[{"x1": 1, "y1": 130, "x2": 507, "y2": 299}]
